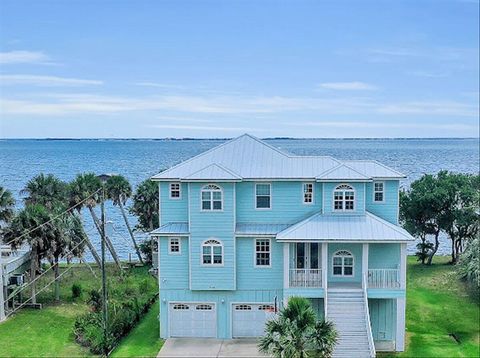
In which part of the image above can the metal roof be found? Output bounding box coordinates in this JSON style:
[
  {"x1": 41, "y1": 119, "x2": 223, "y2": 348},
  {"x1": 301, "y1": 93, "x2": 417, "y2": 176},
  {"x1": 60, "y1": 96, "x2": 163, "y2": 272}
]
[
  {"x1": 152, "y1": 134, "x2": 405, "y2": 181},
  {"x1": 150, "y1": 222, "x2": 189, "y2": 236},
  {"x1": 316, "y1": 164, "x2": 371, "y2": 181},
  {"x1": 235, "y1": 223, "x2": 292, "y2": 236},
  {"x1": 276, "y1": 212, "x2": 414, "y2": 242}
]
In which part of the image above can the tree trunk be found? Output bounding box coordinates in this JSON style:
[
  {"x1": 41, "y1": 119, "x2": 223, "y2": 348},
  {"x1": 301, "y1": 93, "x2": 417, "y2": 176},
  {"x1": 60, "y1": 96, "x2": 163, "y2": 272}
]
[
  {"x1": 78, "y1": 212, "x2": 101, "y2": 266},
  {"x1": 426, "y1": 231, "x2": 440, "y2": 265},
  {"x1": 54, "y1": 257, "x2": 60, "y2": 302},
  {"x1": 30, "y1": 245, "x2": 37, "y2": 304},
  {"x1": 450, "y1": 237, "x2": 456, "y2": 264},
  {"x1": 119, "y1": 201, "x2": 143, "y2": 264},
  {"x1": 88, "y1": 206, "x2": 122, "y2": 270},
  {"x1": 420, "y1": 234, "x2": 426, "y2": 265}
]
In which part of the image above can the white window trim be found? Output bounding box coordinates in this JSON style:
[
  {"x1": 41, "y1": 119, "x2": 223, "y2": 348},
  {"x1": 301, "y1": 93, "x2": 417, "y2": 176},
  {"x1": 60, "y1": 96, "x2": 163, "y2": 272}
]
[
  {"x1": 302, "y1": 182, "x2": 315, "y2": 205},
  {"x1": 373, "y1": 181, "x2": 385, "y2": 203},
  {"x1": 254, "y1": 238, "x2": 272, "y2": 268},
  {"x1": 200, "y1": 184, "x2": 224, "y2": 212},
  {"x1": 169, "y1": 182, "x2": 182, "y2": 200},
  {"x1": 168, "y1": 237, "x2": 181, "y2": 255},
  {"x1": 255, "y1": 183, "x2": 272, "y2": 210},
  {"x1": 333, "y1": 184, "x2": 355, "y2": 212},
  {"x1": 332, "y1": 250, "x2": 355, "y2": 277},
  {"x1": 201, "y1": 239, "x2": 224, "y2": 266}
]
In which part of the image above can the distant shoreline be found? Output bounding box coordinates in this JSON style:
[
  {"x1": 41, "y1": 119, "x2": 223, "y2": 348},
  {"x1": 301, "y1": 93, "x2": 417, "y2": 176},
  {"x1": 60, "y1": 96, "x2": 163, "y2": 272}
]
[{"x1": 1, "y1": 137, "x2": 478, "y2": 141}]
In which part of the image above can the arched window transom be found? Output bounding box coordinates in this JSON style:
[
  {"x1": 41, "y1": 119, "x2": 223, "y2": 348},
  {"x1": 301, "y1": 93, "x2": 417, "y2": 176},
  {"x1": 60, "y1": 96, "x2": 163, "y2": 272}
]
[
  {"x1": 333, "y1": 184, "x2": 355, "y2": 211},
  {"x1": 202, "y1": 239, "x2": 223, "y2": 265},
  {"x1": 201, "y1": 184, "x2": 223, "y2": 211},
  {"x1": 332, "y1": 250, "x2": 354, "y2": 276}
]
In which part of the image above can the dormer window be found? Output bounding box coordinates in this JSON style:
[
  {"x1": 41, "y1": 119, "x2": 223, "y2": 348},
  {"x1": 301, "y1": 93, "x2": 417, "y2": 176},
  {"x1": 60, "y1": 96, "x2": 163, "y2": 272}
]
[
  {"x1": 374, "y1": 181, "x2": 385, "y2": 202},
  {"x1": 170, "y1": 183, "x2": 181, "y2": 199},
  {"x1": 201, "y1": 184, "x2": 223, "y2": 211},
  {"x1": 333, "y1": 184, "x2": 355, "y2": 211}
]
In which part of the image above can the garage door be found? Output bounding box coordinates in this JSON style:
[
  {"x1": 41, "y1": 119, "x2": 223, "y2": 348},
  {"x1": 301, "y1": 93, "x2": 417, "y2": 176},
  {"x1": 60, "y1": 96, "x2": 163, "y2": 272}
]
[
  {"x1": 232, "y1": 303, "x2": 275, "y2": 338},
  {"x1": 169, "y1": 303, "x2": 216, "y2": 338}
]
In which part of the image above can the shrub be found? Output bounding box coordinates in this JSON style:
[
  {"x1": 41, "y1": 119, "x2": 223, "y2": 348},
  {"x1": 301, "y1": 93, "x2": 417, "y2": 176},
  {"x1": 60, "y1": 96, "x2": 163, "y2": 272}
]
[
  {"x1": 458, "y1": 237, "x2": 480, "y2": 295},
  {"x1": 71, "y1": 283, "x2": 82, "y2": 299},
  {"x1": 88, "y1": 289, "x2": 102, "y2": 312}
]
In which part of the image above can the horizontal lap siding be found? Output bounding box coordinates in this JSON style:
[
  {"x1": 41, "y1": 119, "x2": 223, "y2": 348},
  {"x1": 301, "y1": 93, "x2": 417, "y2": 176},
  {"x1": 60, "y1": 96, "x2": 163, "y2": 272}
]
[
  {"x1": 323, "y1": 182, "x2": 365, "y2": 214},
  {"x1": 236, "y1": 182, "x2": 322, "y2": 224},
  {"x1": 160, "y1": 289, "x2": 283, "y2": 339},
  {"x1": 368, "y1": 298, "x2": 396, "y2": 341},
  {"x1": 236, "y1": 237, "x2": 283, "y2": 290},
  {"x1": 160, "y1": 182, "x2": 189, "y2": 223},
  {"x1": 159, "y1": 237, "x2": 189, "y2": 289},
  {"x1": 369, "y1": 243, "x2": 400, "y2": 269},
  {"x1": 189, "y1": 182, "x2": 235, "y2": 290},
  {"x1": 365, "y1": 180, "x2": 399, "y2": 224}
]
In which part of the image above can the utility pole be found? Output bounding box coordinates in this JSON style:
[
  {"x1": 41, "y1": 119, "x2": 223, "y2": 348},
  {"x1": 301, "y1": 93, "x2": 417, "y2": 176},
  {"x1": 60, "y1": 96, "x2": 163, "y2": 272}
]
[
  {"x1": 0, "y1": 247, "x2": 5, "y2": 322},
  {"x1": 99, "y1": 176, "x2": 109, "y2": 356}
]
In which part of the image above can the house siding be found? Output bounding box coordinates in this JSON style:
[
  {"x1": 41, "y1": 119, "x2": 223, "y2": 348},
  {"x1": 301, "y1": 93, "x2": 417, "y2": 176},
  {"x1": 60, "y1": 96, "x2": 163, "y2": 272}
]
[
  {"x1": 160, "y1": 182, "x2": 189, "y2": 224},
  {"x1": 365, "y1": 180, "x2": 399, "y2": 224},
  {"x1": 159, "y1": 236, "x2": 189, "y2": 290},
  {"x1": 368, "y1": 298, "x2": 396, "y2": 342},
  {"x1": 369, "y1": 243, "x2": 401, "y2": 270}
]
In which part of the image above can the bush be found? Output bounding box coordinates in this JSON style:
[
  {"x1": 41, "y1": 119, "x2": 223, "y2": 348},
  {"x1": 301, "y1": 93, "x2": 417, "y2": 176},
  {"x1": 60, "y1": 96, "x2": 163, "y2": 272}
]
[
  {"x1": 139, "y1": 239, "x2": 158, "y2": 265},
  {"x1": 458, "y1": 237, "x2": 480, "y2": 296},
  {"x1": 88, "y1": 289, "x2": 102, "y2": 312},
  {"x1": 71, "y1": 283, "x2": 82, "y2": 299}
]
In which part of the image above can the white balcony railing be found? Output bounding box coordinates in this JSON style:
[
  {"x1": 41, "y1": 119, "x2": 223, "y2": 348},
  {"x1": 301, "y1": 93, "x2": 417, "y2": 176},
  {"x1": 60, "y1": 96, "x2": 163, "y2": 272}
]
[
  {"x1": 367, "y1": 269, "x2": 400, "y2": 289},
  {"x1": 289, "y1": 269, "x2": 322, "y2": 288}
]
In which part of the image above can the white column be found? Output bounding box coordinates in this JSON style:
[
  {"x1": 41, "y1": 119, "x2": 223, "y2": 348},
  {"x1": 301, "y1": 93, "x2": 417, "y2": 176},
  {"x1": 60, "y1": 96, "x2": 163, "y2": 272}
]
[
  {"x1": 362, "y1": 243, "x2": 369, "y2": 288},
  {"x1": 0, "y1": 247, "x2": 5, "y2": 322},
  {"x1": 396, "y1": 297, "x2": 406, "y2": 351},
  {"x1": 321, "y1": 243, "x2": 328, "y2": 289},
  {"x1": 283, "y1": 243, "x2": 289, "y2": 289},
  {"x1": 400, "y1": 243, "x2": 407, "y2": 289}
]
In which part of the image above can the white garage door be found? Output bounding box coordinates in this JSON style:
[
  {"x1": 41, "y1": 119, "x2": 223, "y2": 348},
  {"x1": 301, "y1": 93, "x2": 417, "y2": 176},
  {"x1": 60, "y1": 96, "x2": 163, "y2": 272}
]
[
  {"x1": 232, "y1": 303, "x2": 275, "y2": 338},
  {"x1": 169, "y1": 303, "x2": 216, "y2": 338}
]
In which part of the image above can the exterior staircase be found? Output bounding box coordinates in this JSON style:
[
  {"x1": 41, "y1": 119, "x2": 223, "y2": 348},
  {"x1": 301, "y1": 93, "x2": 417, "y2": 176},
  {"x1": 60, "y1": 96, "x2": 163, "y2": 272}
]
[{"x1": 327, "y1": 289, "x2": 375, "y2": 358}]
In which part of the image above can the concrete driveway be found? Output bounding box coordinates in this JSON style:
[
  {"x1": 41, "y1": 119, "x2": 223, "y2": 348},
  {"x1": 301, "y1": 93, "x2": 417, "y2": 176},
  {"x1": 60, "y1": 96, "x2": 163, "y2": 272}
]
[{"x1": 158, "y1": 338, "x2": 267, "y2": 357}]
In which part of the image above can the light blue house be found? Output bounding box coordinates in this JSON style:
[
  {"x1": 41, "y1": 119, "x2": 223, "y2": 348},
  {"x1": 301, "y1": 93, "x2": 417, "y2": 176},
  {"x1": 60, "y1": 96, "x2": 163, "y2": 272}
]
[{"x1": 151, "y1": 134, "x2": 413, "y2": 357}]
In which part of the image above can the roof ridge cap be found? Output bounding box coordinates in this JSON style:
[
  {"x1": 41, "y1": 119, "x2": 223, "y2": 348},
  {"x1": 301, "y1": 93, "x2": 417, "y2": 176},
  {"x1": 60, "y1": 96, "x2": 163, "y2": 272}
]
[{"x1": 243, "y1": 133, "x2": 291, "y2": 157}]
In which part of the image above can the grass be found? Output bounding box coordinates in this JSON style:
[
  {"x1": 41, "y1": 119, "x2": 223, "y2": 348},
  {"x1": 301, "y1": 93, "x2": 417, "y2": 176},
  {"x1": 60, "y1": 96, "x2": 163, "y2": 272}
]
[
  {"x1": 380, "y1": 256, "x2": 480, "y2": 358},
  {"x1": 111, "y1": 301, "x2": 164, "y2": 357},
  {"x1": 0, "y1": 263, "x2": 157, "y2": 357}
]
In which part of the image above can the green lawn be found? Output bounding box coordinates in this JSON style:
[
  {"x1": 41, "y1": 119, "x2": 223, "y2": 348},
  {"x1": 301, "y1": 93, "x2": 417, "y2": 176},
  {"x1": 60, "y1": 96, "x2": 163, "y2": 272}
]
[
  {"x1": 380, "y1": 256, "x2": 480, "y2": 358},
  {"x1": 111, "y1": 301, "x2": 164, "y2": 357}
]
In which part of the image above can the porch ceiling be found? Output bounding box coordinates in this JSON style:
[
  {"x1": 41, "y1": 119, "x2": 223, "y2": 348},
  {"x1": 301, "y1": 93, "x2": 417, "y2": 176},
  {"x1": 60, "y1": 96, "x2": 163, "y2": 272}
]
[{"x1": 276, "y1": 212, "x2": 414, "y2": 242}]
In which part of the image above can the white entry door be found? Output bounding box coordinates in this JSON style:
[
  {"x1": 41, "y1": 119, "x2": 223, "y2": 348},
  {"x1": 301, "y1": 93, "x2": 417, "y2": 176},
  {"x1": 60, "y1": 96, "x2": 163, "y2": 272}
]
[
  {"x1": 232, "y1": 303, "x2": 275, "y2": 338},
  {"x1": 169, "y1": 302, "x2": 216, "y2": 338}
]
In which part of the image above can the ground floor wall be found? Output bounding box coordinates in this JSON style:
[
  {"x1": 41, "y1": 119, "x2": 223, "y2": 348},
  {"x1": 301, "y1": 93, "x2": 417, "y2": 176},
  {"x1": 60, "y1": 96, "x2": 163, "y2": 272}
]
[
  {"x1": 159, "y1": 289, "x2": 283, "y2": 339},
  {"x1": 368, "y1": 298, "x2": 400, "y2": 352}
]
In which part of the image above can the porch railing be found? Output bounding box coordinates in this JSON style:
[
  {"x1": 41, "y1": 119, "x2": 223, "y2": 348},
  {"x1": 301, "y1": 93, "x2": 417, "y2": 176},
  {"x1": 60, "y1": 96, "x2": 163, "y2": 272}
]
[
  {"x1": 289, "y1": 269, "x2": 322, "y2": 288},
  {"x1": 367, "y1": 269, "x2": 400, "y2": 289}
]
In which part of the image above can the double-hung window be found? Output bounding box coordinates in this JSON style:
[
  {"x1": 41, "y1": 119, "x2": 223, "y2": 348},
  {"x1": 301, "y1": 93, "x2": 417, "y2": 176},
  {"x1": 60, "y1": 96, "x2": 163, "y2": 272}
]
[
  {"x1": 201, "y1": 184, "x2": 222, "y2": 211},
  {"x1": 333, "y1": 184, "x2": 355, "y2": 211},
  {"x1": 168, "y1": 237, "x2": 181, "y2": 254},
  {"x1": 255, "y1": 183, "x2": 271, "y2": 209},
  {"x1": 202, "y1": 239, "x2": 223, "y2": 265},
  {"x1": 302, "y1": 183, "x2": 314, "y2": 204},
  {"x1": 170, "y1": 183, "x2": 181, "y2": 199},
  {"x1": 374, "y1": 181, "x2": 385, "y2": 202},
  {"x1": 255, "y1": 239, "x2": 271, "y2": 267},
  {"x1": 332, "y1": 250, "x2": 354, "y2": 276}
]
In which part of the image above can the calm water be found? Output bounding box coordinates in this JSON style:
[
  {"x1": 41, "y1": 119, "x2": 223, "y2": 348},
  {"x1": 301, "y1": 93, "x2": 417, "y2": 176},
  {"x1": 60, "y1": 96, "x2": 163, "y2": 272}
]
[{"x1": 1, "y1": 138, "x2": 479, "y2": 260}]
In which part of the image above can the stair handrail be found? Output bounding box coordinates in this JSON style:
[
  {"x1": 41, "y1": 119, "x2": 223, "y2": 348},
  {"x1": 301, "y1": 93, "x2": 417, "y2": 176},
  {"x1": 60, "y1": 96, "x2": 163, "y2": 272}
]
[{"x1": 363, "y1": 273, "x2": 376, "y2": 358}]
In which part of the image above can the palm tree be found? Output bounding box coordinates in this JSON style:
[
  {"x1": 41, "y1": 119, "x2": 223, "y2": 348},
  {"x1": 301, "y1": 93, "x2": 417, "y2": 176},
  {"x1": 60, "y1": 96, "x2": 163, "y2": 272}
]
[
  {"x1": 69, "y1": 173, "x2": 121, "y2": 269},
  {"x1": 105, "y1": 175, "x2": 143, "y2": 263},
  {"x1": 0, "y1": 186, "x2": 15, "y2": 232},
  {"x1": 259, "y1": 297, "x2": 338, "y2": 358},
  {"x1": 21, "y1": 173, "x2": 67, "y2": 210},
  {"x1": 130, "y1": 179, "x2": 159, "y2": 232}
]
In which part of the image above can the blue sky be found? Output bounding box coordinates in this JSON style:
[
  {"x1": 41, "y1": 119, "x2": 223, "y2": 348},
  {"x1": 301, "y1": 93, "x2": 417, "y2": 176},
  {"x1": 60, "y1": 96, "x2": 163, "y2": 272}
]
[{"x1": 0, "y1": 0, "x2": 478, "y2": 138}]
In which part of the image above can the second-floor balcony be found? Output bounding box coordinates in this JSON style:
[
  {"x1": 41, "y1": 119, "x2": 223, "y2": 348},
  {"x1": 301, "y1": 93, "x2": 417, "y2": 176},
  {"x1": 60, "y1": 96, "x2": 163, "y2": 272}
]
[
  {"x1": 289, "y1": 268, "x2": 322, "y2": 288},
  {"x1": 367, "y1": 269, "x2": 400, "y2": 289}
]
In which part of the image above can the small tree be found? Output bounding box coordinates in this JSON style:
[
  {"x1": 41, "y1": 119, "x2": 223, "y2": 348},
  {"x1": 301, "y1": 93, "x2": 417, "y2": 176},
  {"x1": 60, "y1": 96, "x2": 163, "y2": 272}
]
[
  {"x1": 259, "y1": 297, "x2": 337, "y2": 358},
  {"x1": 130, "y1": 179, "x2": 159, "y2": 232}
]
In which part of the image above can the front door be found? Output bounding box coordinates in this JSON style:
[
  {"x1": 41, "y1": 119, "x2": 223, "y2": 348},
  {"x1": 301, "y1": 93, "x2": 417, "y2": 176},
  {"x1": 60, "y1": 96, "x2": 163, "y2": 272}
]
[{"x1": 295, "y1": 242, "x2": 319, "y2": 270}]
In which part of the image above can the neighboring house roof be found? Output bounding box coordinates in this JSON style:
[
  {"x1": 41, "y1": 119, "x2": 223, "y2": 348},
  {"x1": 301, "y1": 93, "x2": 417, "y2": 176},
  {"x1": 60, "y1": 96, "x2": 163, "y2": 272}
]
[
  {"x1": 276, "y1": 212, "x2": 414, "y2": 242},
  {"x1": 150, "y1": 222, "x2": 189, "y2": 236},
  {"x1": 235, "y1": 223, "x2": 292, "y2": 236},
  {"x1": 151, "y1": 134, "x2": 405, "y2": 181}
]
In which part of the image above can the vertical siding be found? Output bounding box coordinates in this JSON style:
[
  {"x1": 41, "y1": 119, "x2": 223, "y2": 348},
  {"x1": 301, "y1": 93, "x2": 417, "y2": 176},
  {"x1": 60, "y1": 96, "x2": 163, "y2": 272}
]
[
  {"x1": 236, "y1": 237, "x2": 283, "y2": 290},
  {"x1": 327, "y1": 243, "x2": 363, "y2": 283},
  {"x1": 365, "y1": 180, "x2": 399, "y2": 224},
  {"x1": 236, "y1": 182, "x2": 322, "y2": 224},
  {"x1": 322, "y1": 182, "x2": 365, "y2": 214},
  {"x1": 369, "y1": 244, "x2": 401, "y2": 269},
  {"x1": 368, "y1": 298, "x2": 396, "y2": 341},
  {"x1": 160, "y1": 182, "x2": 189, "y2": 223},
  {"x1": 189, "y1": 182, "x2": 235, "y2": 290},
  {"x1": 159, "y1": 237, "x2": 189, "y2": 289}
]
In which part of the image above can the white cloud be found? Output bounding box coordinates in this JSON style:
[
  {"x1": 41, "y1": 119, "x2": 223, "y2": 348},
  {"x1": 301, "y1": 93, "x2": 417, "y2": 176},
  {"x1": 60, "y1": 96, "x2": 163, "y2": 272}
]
[
  {"x1": 297, "y1": 121, "x2": 478, "y2": 131},
  {"x1": 0, "y1": 74, "x2": 103, "y2": 86},
  {"x1": 318, "y1": 82, "x2": 377, "y2": 91},
  {"x1": 0, "y1": 51, "x2": 52, "y2": 65},
  {"x1": 376, "y1": 101, "x2": 478, "y2": 117}
]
